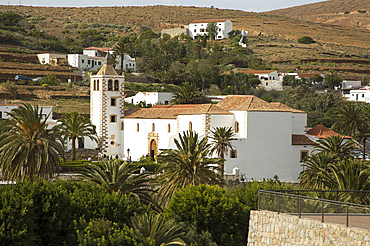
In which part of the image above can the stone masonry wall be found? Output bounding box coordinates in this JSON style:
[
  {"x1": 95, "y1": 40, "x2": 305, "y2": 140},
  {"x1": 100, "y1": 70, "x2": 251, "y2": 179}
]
[{"x1": 248, "y1": 210, "x2": 370, "y2": 246}]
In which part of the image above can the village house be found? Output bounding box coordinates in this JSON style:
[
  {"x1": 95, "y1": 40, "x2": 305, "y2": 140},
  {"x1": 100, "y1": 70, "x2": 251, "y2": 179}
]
[
  {"x1": 37, "y1": 53, "x2": 67, "y2": 66},
  {"x1": 188, "y1": 19, "x2": 233, "y2": 40},
  {"x1": 348, "y1": 87, "x2": 370, "y2": 103}
]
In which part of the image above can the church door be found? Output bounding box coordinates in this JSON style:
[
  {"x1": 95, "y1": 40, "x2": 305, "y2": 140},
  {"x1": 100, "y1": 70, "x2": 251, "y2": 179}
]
[{"x1": 150, "y1": 139, "x2": 157, "y2": 160}]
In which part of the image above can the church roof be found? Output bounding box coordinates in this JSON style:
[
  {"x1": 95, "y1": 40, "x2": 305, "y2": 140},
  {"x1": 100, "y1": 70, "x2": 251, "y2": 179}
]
[
  {"x1": 216, "y1": 95, "x2": 293, "y2": 112},
  {"x1": 96, "y1": 52, "x2": 118, "y2": 76},
  {"x1": 270, "y1": 102, "x2": 306, "y2": 113},
  {"x1": 306, "y1": 125, "x2": 351, "y2": 139},
  {"x1": 125, "y1": 104, "x2": 232, "y2": 119},
  {"x1": 292, "y1": 134, "x2": 318, "y2": 145}
]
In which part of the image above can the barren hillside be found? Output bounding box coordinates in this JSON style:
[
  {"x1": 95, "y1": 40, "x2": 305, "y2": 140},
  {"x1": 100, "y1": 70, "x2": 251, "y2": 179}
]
[{"x1": 267, "y1": 0, "x2": 370, "y2": 31}]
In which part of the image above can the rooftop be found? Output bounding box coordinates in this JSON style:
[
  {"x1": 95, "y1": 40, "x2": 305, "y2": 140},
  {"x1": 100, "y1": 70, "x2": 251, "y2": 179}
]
[
  {"x1": 306, "y1": 125, "x2": 351, "y2": 139},
  {"x1": 292, "y1": 134, "x2": 318, "y2": 145},
  {"x1": 190, "y1": 19, "x2": 229, "y2": 23}
]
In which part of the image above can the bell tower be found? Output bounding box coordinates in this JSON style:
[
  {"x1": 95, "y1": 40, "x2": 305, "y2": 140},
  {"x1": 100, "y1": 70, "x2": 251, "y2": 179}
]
[{"x1": 90, "y1": 52, "x2": 125, "y2": 157}]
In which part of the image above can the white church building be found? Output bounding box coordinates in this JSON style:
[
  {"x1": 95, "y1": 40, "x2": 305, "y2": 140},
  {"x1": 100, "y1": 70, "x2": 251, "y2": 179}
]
[{"x1": 88, "y1": 55, "x2": 317, "y2": 182}]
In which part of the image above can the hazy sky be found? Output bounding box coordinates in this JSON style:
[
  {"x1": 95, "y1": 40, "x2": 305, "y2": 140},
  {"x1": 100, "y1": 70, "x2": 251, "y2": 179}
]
[{"x1": 9, "y1": 0, "x2": 326, "y2": 12}]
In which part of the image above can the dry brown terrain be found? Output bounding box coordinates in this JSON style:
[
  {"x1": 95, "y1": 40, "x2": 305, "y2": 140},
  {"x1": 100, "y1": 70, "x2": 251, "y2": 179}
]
[{"x1": 267, "y1": 0, "x2": 370, "y2": 31}]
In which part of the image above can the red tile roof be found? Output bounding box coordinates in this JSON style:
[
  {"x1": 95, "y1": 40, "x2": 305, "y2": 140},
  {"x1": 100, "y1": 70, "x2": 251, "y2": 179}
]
[
  {"x1": 292, "y1": 134, "x2": 318, "y2": 145},
  {"x1": 216, "y1": 95, "x2": 296, "y2": 112},
  {"x1": 270, "y1": 102, "x2": 306, "y2": 113},
  {"x1": 240, "y1": 70, "x2": 277, "y2": 74},
  {"x1": 84, "y1": 47, "x2": 112, "y2": 52},
  {"x1": 306, "y1": 125, "x2": 351, "y2": 139},
  {"x1": 190, "y1": 19, "x2": 229, "y2": 23}
]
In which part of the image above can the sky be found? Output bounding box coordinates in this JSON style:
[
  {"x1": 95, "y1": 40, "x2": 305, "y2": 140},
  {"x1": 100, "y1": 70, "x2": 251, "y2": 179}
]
[{"x1": 7, "y1": 0, "x2": 326, "y2": 12}]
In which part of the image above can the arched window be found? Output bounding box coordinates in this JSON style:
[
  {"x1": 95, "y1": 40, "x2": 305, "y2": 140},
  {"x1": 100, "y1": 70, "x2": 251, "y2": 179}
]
[
  {"x1": 114, "y1": 80, "x2": 119, "y2": 91},
  {"x1": 152, "y1": 123, "x2": 155, "y2": 132},
  {"x1": 121, "y1": 122, "x2": 124, "y2": 131},
  {"x1": 108, "y1": 79, "x2": 113, "y2": 91},
  {"x1": 235, "y1": 121, "x2": 239, "y2": 133},
  {"x1": 96, "y1": 80, "x2": 99, "y2": 90},
  {"x1": 93, "y1": 80, "x2": 96, "y2": 90},
  {"x1": 137, "y1": 123, "x2": 139, "y2": 132},
  {"x1": 168, "y1": 124, "x2": 171, "y2": 133},
  {"x1": 189, "y1": 121, "x2": 192, "y2": 131}
]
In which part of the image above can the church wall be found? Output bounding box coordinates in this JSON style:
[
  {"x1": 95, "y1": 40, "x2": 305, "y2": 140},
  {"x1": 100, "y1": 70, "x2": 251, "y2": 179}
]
[
  {"x1": 292, "y1": 113, "x2": 307, "y2": 134},
  {"x1": 177, "y1": 115, "x2": 206, "y2": 135}
]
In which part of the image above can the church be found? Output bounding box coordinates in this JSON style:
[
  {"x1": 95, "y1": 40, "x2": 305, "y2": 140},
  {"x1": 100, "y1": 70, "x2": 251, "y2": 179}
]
[{"x1": 88, "y1": 54, "x2": 317, "y2": 182}]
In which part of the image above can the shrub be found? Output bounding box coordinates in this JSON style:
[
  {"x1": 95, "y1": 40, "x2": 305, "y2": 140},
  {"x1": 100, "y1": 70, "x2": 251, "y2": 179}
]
[
  {"x1": 297, "y1": 36, "x2": 315, "y2": 44},
  {"x1": 358, "y1": 10, "x2": 366, "y2": 13},
  {"x1": 344, "y1": 11, "x2": 350, "y2": 14}
]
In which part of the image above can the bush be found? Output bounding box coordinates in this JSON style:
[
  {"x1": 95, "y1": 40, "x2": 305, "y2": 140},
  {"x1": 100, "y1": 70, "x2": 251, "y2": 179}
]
[
  {"x1": 297, "y1": 36, "x2": 315, "y2": 44},
  {"x1": 166, "y1": 184, "x2": 250, "y2": 246},
  {"x1": 358, "y1": 10, "x2": 366, "y2": 13}
]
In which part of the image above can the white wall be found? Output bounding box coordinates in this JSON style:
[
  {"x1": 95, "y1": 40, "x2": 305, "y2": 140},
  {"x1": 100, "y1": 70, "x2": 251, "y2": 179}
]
[
  {"x1": 125, "y1": 92, "x2": 173, "y2": 105},
  {"x1": 291, "y1": 113, "x2": 307, "y2": 134},
  {"x1": 189, "y1": 19, "x2": 232, "y2": 40},
  {"x1": 349, "y1": 89, "x2": 370, "y2": 103},
  {"x1": 259, "y1": 80, "x2": 283, "y2": 91}
]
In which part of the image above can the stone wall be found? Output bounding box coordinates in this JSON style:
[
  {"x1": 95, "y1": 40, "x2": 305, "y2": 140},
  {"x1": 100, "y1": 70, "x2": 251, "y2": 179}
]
[{"x1": 248, "y1": 210, "x2": 370, "y2": 246}]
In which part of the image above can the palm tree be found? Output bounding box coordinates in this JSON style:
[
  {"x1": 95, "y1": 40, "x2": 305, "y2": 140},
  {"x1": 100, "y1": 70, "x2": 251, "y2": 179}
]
[
  {"x1": 313, "y1": 135, "x2": 355, "y2": 161},
  {"x1": 0, "y1": 103, "x2": 64, "y2": 181},
  {"x1": 130, "y1": 212, "x2": 186, "y2": 246},
  {"x1": 113, "y1": 41, "x2": 126, "y2": 74},
  {"x1": 209, "y1": 126, "x2": 236, "y2": 178},
  {"x1": 156, "y1": 131, "x2": 224, "y2": 206},
  {"x1": 171, "y1": 82, "x2": 207, "y2": 104},
  {"x1": 299, "y1": 152, "x2": 334, "y2": 189},
  {"x1": 56, "y1": 112, "x2": 97, "y2": 160},
  {"x1": 79, "y1": 160, "x2": 155, "y2": 205}
]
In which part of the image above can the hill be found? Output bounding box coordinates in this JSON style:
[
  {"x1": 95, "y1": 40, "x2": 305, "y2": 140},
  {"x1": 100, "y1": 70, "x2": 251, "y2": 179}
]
[{"x1": 267, "y1": 0, "x2": 370, "y2": 31}]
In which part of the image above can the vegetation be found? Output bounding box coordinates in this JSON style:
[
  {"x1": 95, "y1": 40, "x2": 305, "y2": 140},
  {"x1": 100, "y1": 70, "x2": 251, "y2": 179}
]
[
  {"x1": 206, "y1": 22, "x2": 218, "y2": 40},
  {"x1": 156, "y1": 131, "x2": 224, "y2": 206},
  {"x1": 0, "y1": 103, "x2": 64, "y2": 181},
  {"x1": 171, "y1": 82, "x2": 209, "y2": 104},
  {"x1": 55, "y1": 112, "x2": 97, "y2": 161},
  {"x1": 297, "y1": 36, "x2": 315, "y2": 44}
]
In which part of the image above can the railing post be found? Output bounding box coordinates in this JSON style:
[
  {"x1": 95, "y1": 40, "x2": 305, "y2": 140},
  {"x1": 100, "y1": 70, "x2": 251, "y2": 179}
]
[
  {"x1": 298, "y1": 196, "x2": 301, "y2": 218},
  {"x1": 278, "y1": 193, "x2": 280, "y2": 214},
  {"x1": 258, "y1": 190, "x2": 261, "y2": 211},
  {"x1": 346, "y1": 205, "x2": 349, "y2": 227},
  {"x1": 322, "y1": 201, "x2": 324, "y2": 223}
]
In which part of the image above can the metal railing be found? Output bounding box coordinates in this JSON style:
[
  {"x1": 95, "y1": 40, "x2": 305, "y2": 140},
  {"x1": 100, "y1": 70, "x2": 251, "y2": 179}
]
[{"x1": 258, "y1": 190, "x2": 370, "y2": 227}]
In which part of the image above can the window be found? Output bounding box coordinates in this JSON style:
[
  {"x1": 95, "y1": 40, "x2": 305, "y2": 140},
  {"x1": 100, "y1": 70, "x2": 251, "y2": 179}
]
[
  {"x1": 98, "y1": 61, "x2": 101, "y2": 65},
  {"x1": 152, "y1": 123, "x2": 155, "y2": 132},
  {"x1": 218, "y1": 36, "x2": 222, "y2": 38},
  {"x1": 168, "y1": 124, "x2": 171, "y2": 133},
  {"x1": 108, "y1": 80, "x2": 113, "y2": 90},
  {"x1": 121, "y1": 122, "x2": 124, "y2": 131},
  {"x1": 111, "y1": 98, "x2": 116, "y2": 106},
  {"x1": 96, "y1": 80, "x2": 99, "y2": 90},
  {"x1": 110, "y1": 115, "x2": 117, "y2": 123},
  {"x1": 189, "y1": 121, "x2": 192, "y2": 131},
  {"x1": 230, "y1": 150, "x2": 237, "y2": 158},
  {"x1": 219, "y1": 28, "x2": 221, "y2": 31},
  {"x1": 300, "y1": 150, "x2": 309, "y2": 162},
  {"x1": 200, "y1": 28, "x2": 205, "y2": 32},
  {"x1": 363, "y1": 94, "x2": 365, "y2": 98},
  {"x1": 266, "y1": 82, "x2": 269, "y2": 86},
  {"x1": 114, "y1": 80, "x2": 119, "y2": 91},
  {"x1": 194, "y1": 29, "x2": 196, "y2": 33},
  {"x1": 93, "y1": 80, "x2": 96, "y2": 90},
  {"x1": 88, "y1": 60, "x2": 91, "y2": 65},
  {"x1": 137, "y1": 123, "x2": 140, "y2": 132},
  {"x1": 0, "y1": 111, "x2": 2, "y2": 118},
  {"x1": 82, "y1": 59, "x2": 85, "y2": 63},
  {"x1": 235, "y1": 121, "x2": 239, "y2": 133},
  {"x1": 165, "y1": 101, "x2": 169, "y2": 105}
]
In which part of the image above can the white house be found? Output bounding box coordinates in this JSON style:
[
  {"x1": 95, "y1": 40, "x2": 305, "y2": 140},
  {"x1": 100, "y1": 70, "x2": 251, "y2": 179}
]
[
  {"x1": 348, "y1": 87, "x2": 370, "y2": 103},
  {"x1": 340, "y1": 81, "x2": 362, "y2": 98},
  {"x1": 68, "y1": 47, "x2": 136, "y2": 72},
  {"x1": 188, "y1": 19, "x2": 233, "y2": 40},
  {"x1": 124, "y1": 92, "x2": 173, "y2": 105},
  {"x1": 241, "y1": 70, "x2": 280, "y2": 81},
  {"x1": 37, "y1": 53, "x2": 67, "y2": 66}
]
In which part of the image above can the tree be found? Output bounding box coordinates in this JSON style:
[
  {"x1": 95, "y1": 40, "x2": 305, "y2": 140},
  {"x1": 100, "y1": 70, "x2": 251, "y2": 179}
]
[
  {"x1": 299, "y1": 152, "x2": 334, "y2": 189},
  {"x1": 210, "y1": 127, "x2": 236, "y2": 177},
  {"x1": 0, "y1": 103, "x2": 64, "y2": 181},
  {"x1": 171, "y1": 82, "x2": 209, "y2": 104},
  {"x1": 130, "y1": 212, "x2": 186, "y2": 246},
  {"x1": 114, "y1": 40, "x2": 127, "y2": 74},
  {"x1": 297, "y1": 36, "x2": 315, "y2": 44},
  {"x1": 325, "y1": 71, "x2": 342, "y2": 89},
  {"x1": 156, "y1": 131, "x2": 224, "y2": 205},
  {"x1": 78, "y1": 160, "x2": 155, "y2": 206},
  {"x1": 206, "y1": 22, "x2": 218, "y2": 40},
  {"x1": 56, "y1": 112, "x2": 97, "y2": 161},
  {"x1": 313, "y1": 135, "x2": 355, "y2": 161}
]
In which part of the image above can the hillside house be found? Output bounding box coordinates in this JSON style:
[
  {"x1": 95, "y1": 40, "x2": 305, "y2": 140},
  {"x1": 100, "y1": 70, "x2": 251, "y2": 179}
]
[
  {"x1": 241, "y1": 70, "x2": 280, "y2": 81},
  {"x1": 339, "y1": 80, "x2": 362, "y2": 98},
  {"x1": 188, "y1": 19, "x2": 232, "y2": 40},
  {"x1": 124, "y1": 92, "x2": 174, "y2": 105},
  {"x1": 348, "y1": 87, "x2": 370, "y2": 103},
  {"x1": 37, "y1": 53, "x2": 67, "y2": 66}
]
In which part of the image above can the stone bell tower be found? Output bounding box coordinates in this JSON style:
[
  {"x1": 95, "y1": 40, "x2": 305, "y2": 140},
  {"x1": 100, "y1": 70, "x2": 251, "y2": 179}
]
[{"x1": 90, "y1": 52, "x2": 125, "y2": 157}]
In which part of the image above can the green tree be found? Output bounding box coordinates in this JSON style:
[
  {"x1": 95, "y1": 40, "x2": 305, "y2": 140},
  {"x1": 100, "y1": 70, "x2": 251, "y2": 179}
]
[
  {"x1": 166, "y1": 184, "x2": 250, "y2": 246},
  {"x1": 206, "y1": 22, "x2": 218, "y2": 40},
  {"x1": 325, "y1": 71, "x2": 342, "y2": 89},
  {"x1": 79, "y1": 160, "x2": 155, "y2": 206},
  {"x1": 313, "y1": 135, "x2": 355, "y2": 161},
  {"x1": 56, "y1": 112, "x2": 97, "y2": 161},
  {"x1": 114, "y1": 40, "x2": 127, "y2": 74},
  {"x1": 171, "y1": 82, "x2": 208, "y2": 104},
  {"x1": 156, "y1": 131, "x2": 224, "y2": 206},
  {"x1": 130, "y1": 212, "x2": 185, "y2": 246},
  {"x1": 0, "y1": 103, "x2": 64, "y2": 181},
  {"x1": 297, "y1": 36, "x2": 315, "y2": 44},
  {"x1": 210, "y1": 127, "x2": 236, "y2": 177}
]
